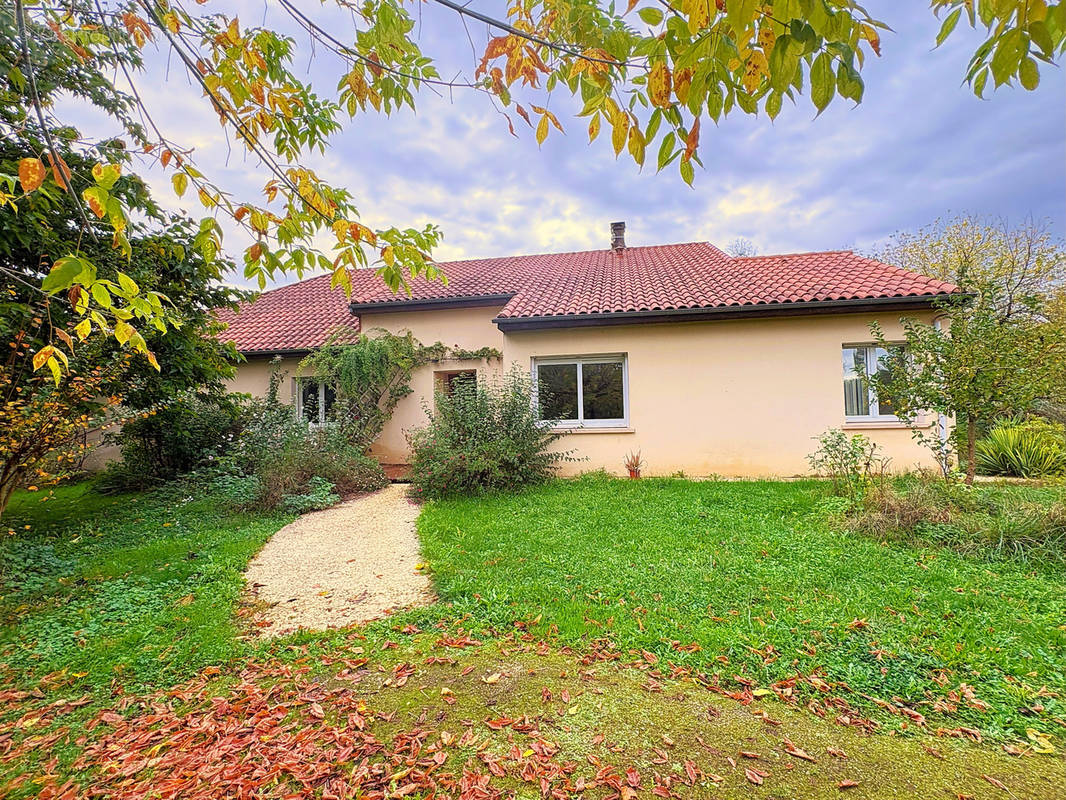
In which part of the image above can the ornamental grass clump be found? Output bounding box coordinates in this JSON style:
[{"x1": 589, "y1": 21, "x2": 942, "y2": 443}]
[{"x1": 408, "y1": 367, "x2": 572, "y2": 498}]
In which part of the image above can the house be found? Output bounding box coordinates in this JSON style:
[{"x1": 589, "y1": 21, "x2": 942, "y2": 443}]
[{"x1": 218, "y1": 224, "x2": 959, "y2": 477}]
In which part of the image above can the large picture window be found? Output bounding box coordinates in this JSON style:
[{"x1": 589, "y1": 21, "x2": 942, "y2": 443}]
[
  {"x1": 842, "y1": 345, "x2": 901, "y2": 421},
  {"x1": 534, "y1": 355, "x2": 627, "y2": 428},
  {"x1": 296, "y1": 378, "x2": 336, "y2": 425}
]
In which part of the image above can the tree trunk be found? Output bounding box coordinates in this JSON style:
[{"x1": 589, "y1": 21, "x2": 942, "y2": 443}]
[
  {"x1": 965, "y1": 418, "x2": 977, "y2": 485},
  {"x1": 0, "y1": 479, "x2": 15, "y2": 521}
]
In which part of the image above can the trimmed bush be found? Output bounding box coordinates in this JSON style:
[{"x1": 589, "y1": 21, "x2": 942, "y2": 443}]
[
  {"x1": 408, "y1": 367, "x2": 571, "y2": 498},
  {"x1": 975, "y1": 418, "x2": 1066, "y2": 478}
]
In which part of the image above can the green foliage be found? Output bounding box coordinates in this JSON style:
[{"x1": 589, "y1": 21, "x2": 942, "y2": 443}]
[
  {"x1": 806, "y1": 429, "x2": 888, "y2": 502},
  {"x1": 7, "y1": 0, "x2": 1059, "y2": 372},
  {"x1": 870, "y1": 294, "x2": 1066, "y2": 483},
  {"x1": 219, "y1": 385, "x2": 387, "y2": 511},
  {"x1": 419, "y1": 477, "x2": 1066, "y2": 739},
  {"x1": 870, "y1": 215, "x2": 1066, "y2": 324},
  {"x1": 409, "y1": 367, "x2": 571, "y2": 498},
  {"x1": 280, "y1": 476, "x2": 340, "y2": 515},
  {"x1": 98, "y1": 394, "x2": 247, "y2": 491},
  {"x1": 976, "y1": 418, "x2": 1066, "y2": 478},
  {"x1": 301, "y1": 330, "x2": 422, "y2": 449}
]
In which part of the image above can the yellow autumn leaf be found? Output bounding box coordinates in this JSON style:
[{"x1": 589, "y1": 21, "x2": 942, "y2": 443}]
[
  {"x1": 536, "y1": 114, "x2": 549, "y2": 145},
  {"x1": 18, "y1": 157, "x2": 46, "y2": 193},
  {"x1": 649, "y1": 61, "x2": 672, "y2": 108},
  {"x1": 74, "y1": 318, "x2": 92, "y2": 341},
  {"x1": 32, "y1": 345, "x2": 55, "y2": 372},
  {"x1": 743, "y1": 50, "x2": 769, "y2": 94},
  {"x1": 588, "y1": 114, "x2": 601, "y2": 143},
  {"x1": 611, "y1": 113, "x2": 630, "y2": 157},
  {"x1": 163, "y1": 11, "x2": 180, "y2": 33},
  {"x1": 114, "y1": 320, "x2": 134, "y2": 346}
]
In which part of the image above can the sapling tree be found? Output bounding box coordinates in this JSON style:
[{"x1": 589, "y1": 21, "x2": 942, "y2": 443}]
[{"x1": 869, "y1": 295, "x2": 1066, "y2": 485}]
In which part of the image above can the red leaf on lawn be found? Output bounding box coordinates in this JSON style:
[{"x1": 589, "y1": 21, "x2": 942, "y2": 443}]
[
  {"x1": 683, "y1": 759, "x2": 698, "y2": 784},
  {"x1": 783, "y1": 739, "x2": 817, "y2": 762},
  {"x1": 625, "y1": 766, "x2": 641, "y2": 787},
  {"x1": 745, "y1": 767, "x2": 767, "y2": 785},
  {"x1": 981, "y1": 775, "x2": 1009, "y2": 791},
  {"x1": 309, "y1": 702, "x2": 325, "y2": 719},
  {"x1": 838, "y1": 779, "x2": 859, "y2": 790}
]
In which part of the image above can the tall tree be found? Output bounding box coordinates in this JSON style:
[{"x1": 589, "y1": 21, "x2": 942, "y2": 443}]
[
  {"x1": 872, "y1": 215, "x2": 1066, "y2": 322},
  {"x1": 2, "y1": 0, "x2": 1061, "y2": 379}
]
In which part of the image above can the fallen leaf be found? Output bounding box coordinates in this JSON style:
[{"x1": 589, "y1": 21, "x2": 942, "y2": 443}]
[
  {"x1": 745, "y1": 767, "x2": 768, "y2": 785},
  {"x1": 981, "y1": 774, "x2": 1009, "y2": 792}
]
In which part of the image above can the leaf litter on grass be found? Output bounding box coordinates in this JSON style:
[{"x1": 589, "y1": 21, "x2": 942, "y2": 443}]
[{"x1": 8, "y1": 629, "x2": 1066, "y2": 800}]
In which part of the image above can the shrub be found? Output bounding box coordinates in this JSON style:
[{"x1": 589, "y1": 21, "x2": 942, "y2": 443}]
[
  {"x1": 99, "y1": 394, "x2": 246, "y2": 492},
  {"x1": 975, "y1": 417, "x2": 1066, "y2": 478},
  {"x1": 408, "y1": 367, "x2": 571, "y2": 498},
  {"x1": 280, "y1": 476, "x2": 340, "y2": 515},
  {"x1": 806, "y1": 429, "x2": 889, "y2": 502},
  {"x1": 222, "y1": 396, "x2": 388, "y2": 510}
]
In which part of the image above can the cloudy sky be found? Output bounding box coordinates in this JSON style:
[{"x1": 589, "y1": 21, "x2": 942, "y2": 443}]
[{"x1": 82, "y1": 1, "x2": 1065, "y2": 287}]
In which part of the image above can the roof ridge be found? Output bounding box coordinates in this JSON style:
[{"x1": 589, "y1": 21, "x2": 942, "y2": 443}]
[
  {"x1": 427, "y1": 240, "x2": 722, "y2": 266},
  {"x1": 733, "y1": 248, "x2": 854, "y2": 260}
]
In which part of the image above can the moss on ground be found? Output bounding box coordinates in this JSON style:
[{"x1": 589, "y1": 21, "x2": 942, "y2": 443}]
[{"x1": 336, "y1": 639, "x2": 1066, "y2": 799}]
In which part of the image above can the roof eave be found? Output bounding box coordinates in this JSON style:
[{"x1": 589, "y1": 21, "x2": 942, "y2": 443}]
[
  {"x1": 349, "y1": 293, "x2": 516, "y2": 314},
  {"x1": 493, "y1": 293, "x2": 962, "y2": 331},
  {"x1": 233, "y1": 347, "x2": 315, "y2": 358}
]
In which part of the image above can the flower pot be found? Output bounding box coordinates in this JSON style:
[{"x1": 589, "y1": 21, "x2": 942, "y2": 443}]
[{"x1": 628, "y1": 468, "x2": 641, "y2": 479}]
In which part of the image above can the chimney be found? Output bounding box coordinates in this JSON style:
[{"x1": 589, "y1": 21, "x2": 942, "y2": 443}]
[{"x1": 610, "y1": 221, "x2": 626, "y2": 250}]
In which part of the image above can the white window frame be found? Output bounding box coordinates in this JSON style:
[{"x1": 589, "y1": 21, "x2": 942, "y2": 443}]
[
  {"x1": 532, "y1": 354, "x2": 629, "y2": 429},
  {"x1": 294, "y1": 378, "x2": 334, "y2": 426},
  {"x1": 842, "y1": 344, "x2": 901, "y2": 422}
]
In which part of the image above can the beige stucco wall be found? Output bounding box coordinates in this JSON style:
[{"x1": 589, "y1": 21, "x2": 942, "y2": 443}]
[{"x1": 228, "y1": 304, "x2": 948, "y2": 477}]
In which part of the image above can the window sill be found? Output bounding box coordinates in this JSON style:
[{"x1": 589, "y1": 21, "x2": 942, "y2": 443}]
[
  {"x1": 552, "y1": 426, "x2": 635, "y2": 435},
  {"x1": 843, "y1": 418, "x2": 931, "y2": 430}
]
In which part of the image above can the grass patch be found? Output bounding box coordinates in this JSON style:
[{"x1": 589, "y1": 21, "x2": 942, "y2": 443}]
[
  {"x1": 848, "y1": 475, "x2": 1066, "y2": 566},
  {"x1": 417, "y1": 474, "x2": 1066, "y2": 740},
  {"x1": 0, "y1": 481, "x2": 292, "y2": 694}
]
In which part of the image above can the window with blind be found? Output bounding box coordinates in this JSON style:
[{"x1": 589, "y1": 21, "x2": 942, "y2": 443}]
[{"x1": 842, "y1": 345, "x2": 901, "y2": 420}]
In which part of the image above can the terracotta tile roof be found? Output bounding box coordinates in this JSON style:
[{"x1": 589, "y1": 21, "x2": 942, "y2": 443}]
[
  {"x1": 218, "y1": 242, "x2": 959, "y2": 351},
  {"x1": 215, "y1": 274, "x2": 360, "y2": 354}
]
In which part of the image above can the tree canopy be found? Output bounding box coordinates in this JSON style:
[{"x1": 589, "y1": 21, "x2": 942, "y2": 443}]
[{"x1": 3, "y1": 0, "x2": 1063, "y2": 381}]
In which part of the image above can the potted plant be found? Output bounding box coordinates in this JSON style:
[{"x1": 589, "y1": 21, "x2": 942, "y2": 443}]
[{"x1": 624, "y1": 450, "x2": 643, "y2": 479}]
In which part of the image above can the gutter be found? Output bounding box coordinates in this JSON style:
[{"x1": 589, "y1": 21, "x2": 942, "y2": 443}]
[
  {"x1": 493, "y1": 293, "x2": 962, "y2": 331},
  {"x1": 237, "y1": 348, "x2": 313, "y2": 358}
]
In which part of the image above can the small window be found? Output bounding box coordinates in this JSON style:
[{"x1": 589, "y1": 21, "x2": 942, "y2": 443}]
[
  {"x1": 296, "y1": 378, "x2": 336, "y2": 425},
  {"x1": 436, "y1": 369, "x2": 477, "y2": 397},
  {"x1": 534, "y1": 355, "x2": 627, "y2": 427},
  {"x1": 842, "y1": 345, "x2": 902, "y2": 420}
]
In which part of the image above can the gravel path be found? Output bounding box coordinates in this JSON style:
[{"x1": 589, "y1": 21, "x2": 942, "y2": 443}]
[{"x1": 244, "y1": 484, "x2": 432, "y2": 636}]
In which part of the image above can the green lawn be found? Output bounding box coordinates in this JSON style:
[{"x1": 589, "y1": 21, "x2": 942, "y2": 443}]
[
  {"x1": 0, "y1": 482, "x2": 291, "y2": 693},
  {"x1": 417, "y1": 474, "x2": 1066, "y2": 741},
  {"x1": 2, "y1": 476, "x2": 1066, "y2": 798}
]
